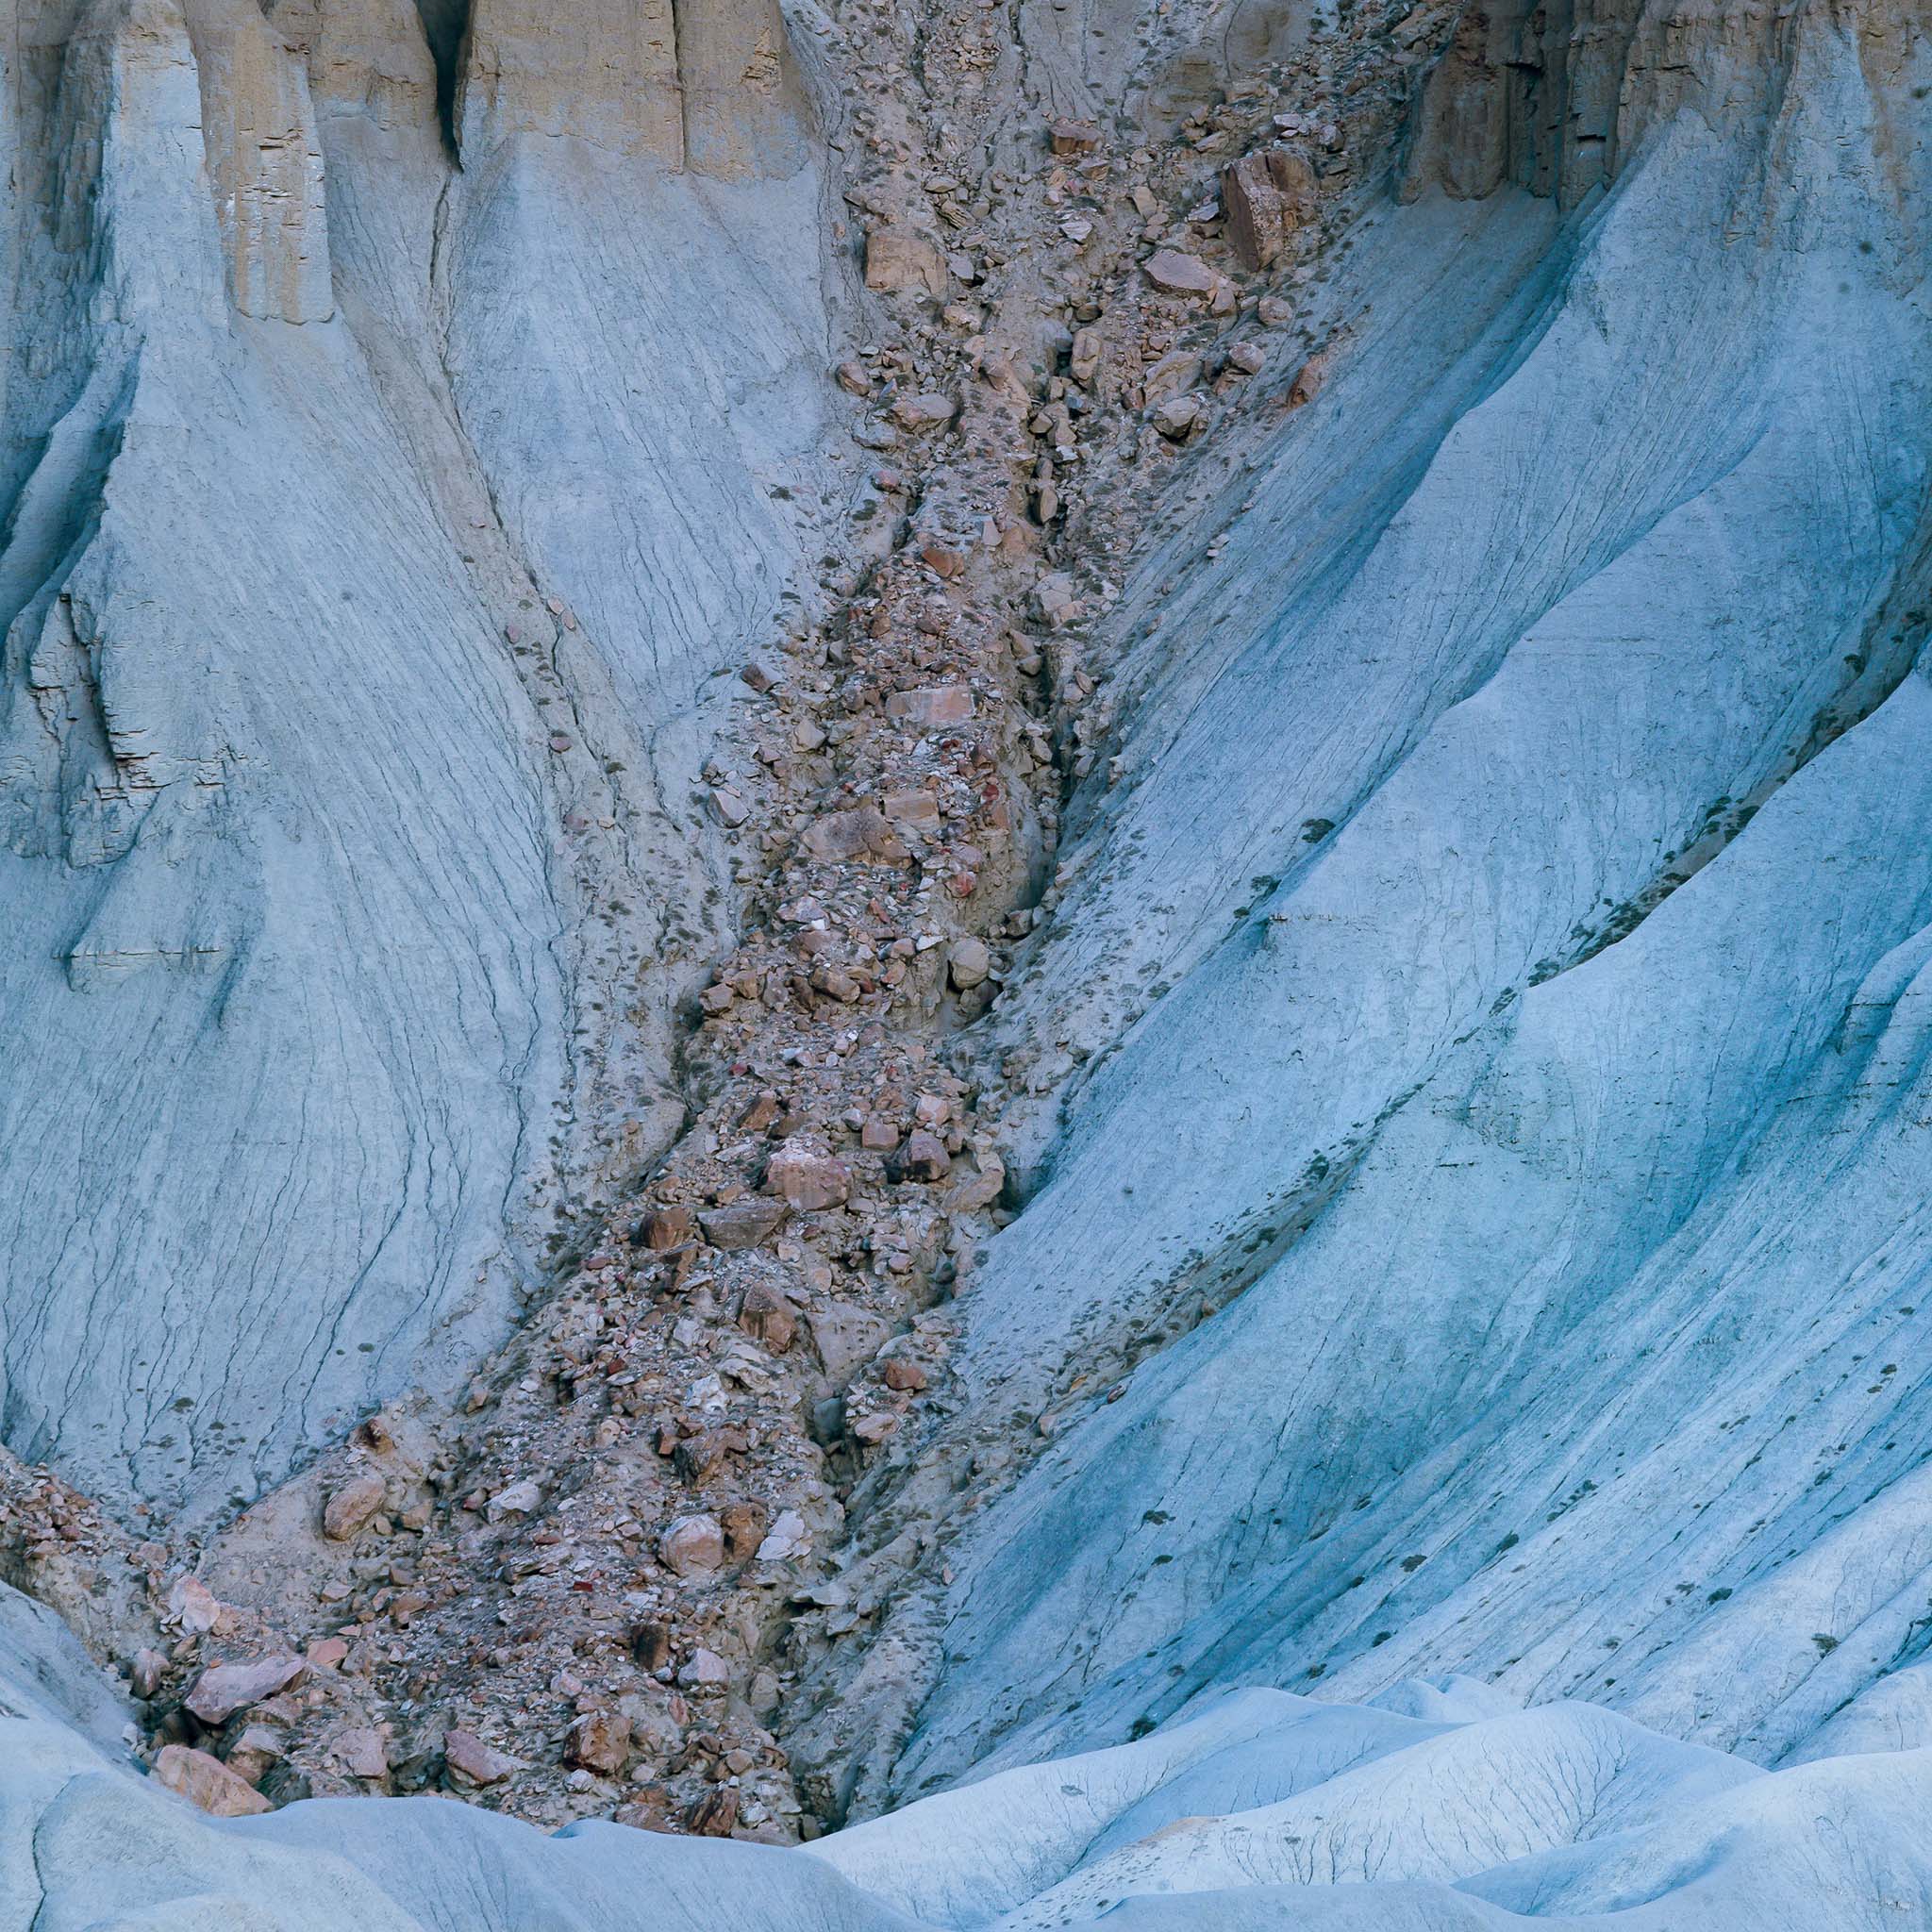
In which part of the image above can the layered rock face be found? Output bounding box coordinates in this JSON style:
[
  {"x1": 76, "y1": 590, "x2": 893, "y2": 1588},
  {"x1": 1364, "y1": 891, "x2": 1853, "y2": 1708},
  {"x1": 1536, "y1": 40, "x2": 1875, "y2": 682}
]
[
  {"x1": 0, "y1": 0, "x2": 827, "y2": 1512},
  {"x1": 5, "y1": 0, "x2": 1932, "y2": 1924}
]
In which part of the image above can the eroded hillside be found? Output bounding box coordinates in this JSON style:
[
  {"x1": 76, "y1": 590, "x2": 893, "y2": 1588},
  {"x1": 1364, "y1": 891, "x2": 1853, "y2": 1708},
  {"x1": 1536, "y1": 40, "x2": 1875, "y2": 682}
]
[{"x1": 3, "y1": 0, "x2": 1932, "y2": 1924}]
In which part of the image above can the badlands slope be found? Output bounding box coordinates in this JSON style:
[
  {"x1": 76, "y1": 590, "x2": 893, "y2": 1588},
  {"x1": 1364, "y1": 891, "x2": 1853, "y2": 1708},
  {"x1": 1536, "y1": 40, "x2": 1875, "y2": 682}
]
[
  {"x1": 4, "y1": 0, "x2": 1932, "y2": 1923},
  {"x1": 1, "y1": 0, "x2": 837, "y2": 1512}
]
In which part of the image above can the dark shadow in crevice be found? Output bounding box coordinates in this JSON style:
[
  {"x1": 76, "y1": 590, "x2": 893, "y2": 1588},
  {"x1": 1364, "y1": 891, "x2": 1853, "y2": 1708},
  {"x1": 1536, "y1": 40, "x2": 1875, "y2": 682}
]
[{"x1": 412, "y1": 0, "x2": 472, "y2": 160}]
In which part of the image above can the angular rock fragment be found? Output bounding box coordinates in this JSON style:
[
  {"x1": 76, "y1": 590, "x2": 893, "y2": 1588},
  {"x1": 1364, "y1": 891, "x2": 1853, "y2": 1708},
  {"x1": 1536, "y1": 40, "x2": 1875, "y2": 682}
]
[
  {"x1": 893, "y1": 1131, "x2": 952, "y2": 1182},
  {"x1": 762, "y1": 1146, "x2": 852, "y2": 1210},
  {"x1": 738, "y1": 1281, "x2": 798, "y2": 1353},
  {"x1": 152, "y1": 1744, "x2": 273, "y2": 1818},
  {"x1": 947, "y1": 938, "x2": 991, "y2": 988},
  {"x1": 322, "y1": 1474, "x2": 386, "y2": 1542},
  {"x1": 563, "y1": 1710, "x2": 630, "y2": 1774},
  {"x1": 185, "y1": 1655, "x2": 305, "y2": 1726},
  {"x1": 659, "y1": 1514, "x2": 726, "y2": 1576},
  {"x1": 443, "y1": 1729, "x2": 520, "y2": 1786},
  {"x1": 699, "y1": 1200, "x2": 787, "y2": 1249},
  {"x1": 885, "y1": 685, "x2": 974, "y2": 728},
  {"x1": 864, "y1": 228, "x2": 947, "y2": 297},
  {"x1": 756, "y1": 1509, "x2": 811, "y2": 1560},
  {"x1": 1221, "y1": 146, "x2": 1315, "y2": 270},
  {"x1": 891, "y1": 391, "x2": 958, "y2": 432},
  {"x1": 1142, "y1": 249, "x2": 1219, "y2": 295}
]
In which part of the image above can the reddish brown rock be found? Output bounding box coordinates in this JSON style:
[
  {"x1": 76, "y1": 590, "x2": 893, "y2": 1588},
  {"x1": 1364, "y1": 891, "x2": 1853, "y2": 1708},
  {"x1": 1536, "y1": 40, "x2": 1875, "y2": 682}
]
[
  {"x1": 659, "y1": 1513, "x2": 726, "y2": 1576},
  {"x1": 153, "y1": 1744, "x2": 272, "y2": 1817},
  {"x1": 864, "y1": 228, "x2": 947, "y2": 297},
  {"x1": 738, "y1": 1281, "x2": 798, "y2": 1354},
  {"x1": 322, "y1": 1474, "x2": 386, "y2": 1542},
  {"x1": 443, "y1": 1727, "x2": 521, "y2": 1786},
  {"x1": 1142, "y1": 248, "x2": 1219, "y2": 295},
  {"x1": 185, "y1": 1655, "x2": 305, "y2": 1726},
  {"x1": 763, "y1": 1146, "x2": 851, "y2": 1211},
  {"x1": 564, "y1": 1709, "x2": 631, "y2": 1774},
  {"x1": 882, "y1": 1357, "x2": 929, "y2": 1392},
  {"x1": 688, "y1": 1785, "x2": 741, "y2": 1836},
  {"x1": 1221, "y1": 146, "x2": 1315, "y2": 270},
  {"x1": 721, "y1": 1499, "x2": 771, "y2": 1559},
  {"x1": 699, "y1": 1199, "x2": 787, "y2": 1250},
  {"x1": 895, "y1": 1130, "x2": 952, "y2": 1182},
  {"x1": 637, "y1": 1204, "x2": 694, "y2": 1250}
]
